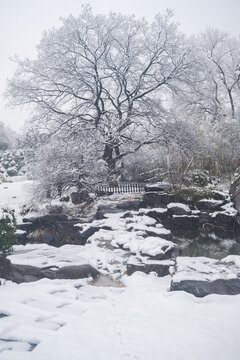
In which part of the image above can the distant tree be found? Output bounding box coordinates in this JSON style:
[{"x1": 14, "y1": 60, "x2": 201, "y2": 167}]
[
  {"x1": 0, "y1": 122, "x2": 12, "y2": 150},
  {"x1": 7, "y1": 6, "x2": 191, "y2": 173},
  {"x1": 186, "y1": 30, "x2": 240, "y2": 121}
]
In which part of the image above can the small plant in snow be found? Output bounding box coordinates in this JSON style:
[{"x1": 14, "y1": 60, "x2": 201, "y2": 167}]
[{"x1": 0, "y1": 209, "x2": 17, "y2": 257}]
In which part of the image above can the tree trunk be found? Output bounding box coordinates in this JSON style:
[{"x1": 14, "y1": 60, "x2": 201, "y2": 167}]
[{"x1": 103, "y1": 144, "x2": 115, "y2": 170}]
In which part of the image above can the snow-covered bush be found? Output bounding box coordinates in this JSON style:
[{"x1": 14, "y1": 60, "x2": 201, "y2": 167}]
[
  {"x1": 191, "y1": 171, "x2": 219, "y2": 188},
  {"x1": 31, "y1": 135, "x2": 108, "y2": 200},
  {"x1": 0, "y1": 209, "x2": 17, "y2": 257},
  {"x1": 0, "y1": 150, "x2": 25, "y2": 177}
]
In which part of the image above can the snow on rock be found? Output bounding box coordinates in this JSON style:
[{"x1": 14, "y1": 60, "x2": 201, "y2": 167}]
[
  {"x1": 211, "y1": 202, "x2": 238, "y2": 218},
  {"x1": 167, "y1": 202, "x2": 191, "y2": 215},
  {"x1": 172, "y1": 256, "x2": 240, "y2": 283},
  {"x1": 127, "y1": 255, "x2": 175, "y2": 276},
  {"x1": 125, "y1": 214, "x2": 157, "y2": 227},
  {"x1": 171, "y1": 256, "x2": 240, "y2": 297},
  {"x1": 139, "y1": 207, "x2": 168, "y2": 215},
  {"x1": 8, "y1": 243, "x2": 127, "y2": 277},
  {"x1": 197, "y1": 198, "x2": 224, "y2": 211},
  {"x1": 128, "y1": 224, "x2": 172, "y2": 239},
  {"x1": 136, "y1": 237, "x2": 175, "y2": 258}
]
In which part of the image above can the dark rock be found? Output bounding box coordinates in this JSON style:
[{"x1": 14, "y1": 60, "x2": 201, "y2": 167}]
[
  {"x1": 212, "y1": 191, "x2": 228, "y2": 201},
  {"x1": 145, "y1": 192, "x2": 176, "y2": 207},
  {"x1": 170, "y1": 278, "x2": 240, "y2": 297},
  {"x1": 230, "y1": 176, "x2": 240, "y2": 212},
  {"x1": 145, "y1": 183, "x2": 172, "y2": 192},
  {"x1": 0, "y1": 257, "x2": 99, "y2": 283},
  {"x1": 60, "y1": 195, "x2": 70, "y2": 202},
  {"x1": 15, "y1": 231, "x2": 28, "y2": 245},
  {"x1": 139, "y1": 209, "x2": 169, "y2": 225},
  {"x1": 17, "y1": 222, "x2": 34, "y2": 232},
  {"x1": 214, "y1": 212, "x2": 236, "y2": 228},
  {"x1": 144, "y1": 228, "x2": 172, "y2": 241},
  {"x1": 199, "y1": 212, "x2": 214, "y2": 228},
  {"x1": 22, "y1": 214, "x2": 68, "y2": 229},
  {"x1": 141, "y1": 246, "x2": 175, "y2": 260},
  {"x1": 95, "y1": 205, "x2": 123, "y2": 220},
  {"x1": 171, "y1": 215, "x2": 200, "y2": 238},
  {"x1": 121, "y1": 212, "x2": 135, "y2": 219},
  {"x1": 172, "y1": 215, "x2": 199, "y2": 228},
  {"x1": 79, "y1": 225, "x2": 112, "y2": 244},
  {"x1": 116, "y1": 200, "x2": 146, "y2": 211},
  {"x1": 197, "y1": 199, "x2": 224, "y2": 211},
  {"x1": 127, "y1": 256, "x2": 174, "y2": 277},
  {"x1": 55, "y1": 264, "x2": 99, "y2": 280},
  {"x1": 236, "y1": 216, "x2": 240, "y2": 241},
  {"x1": 0, "y1": 257, "x2": 46, "y2": 283},
  {"x1": 167, "y1": 203, "x2": 191, "y2": 216},
  {"x1": 46, "y1": 205, "x2": 63, "y2": 214},
  {"x1": 17, "y1": 215, "x2": 84, "y2": 246}
]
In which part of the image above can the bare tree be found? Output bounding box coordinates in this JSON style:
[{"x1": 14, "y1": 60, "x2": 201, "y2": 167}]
[
  {"x1": 7, "y1": 6, "x2": 191, "y2": 172},
  {"x1": 186, "y1": 30, "x2": 240, "y2": 121}
]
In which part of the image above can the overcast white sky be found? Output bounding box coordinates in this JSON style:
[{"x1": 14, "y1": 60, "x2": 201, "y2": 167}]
[{"x1": 1, "y1": 0, "x2": 240, "y2": 132}]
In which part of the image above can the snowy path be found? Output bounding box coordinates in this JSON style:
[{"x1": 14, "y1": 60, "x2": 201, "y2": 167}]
[{"x1": 1, "y1": 274, "x2": 240, "y2": 360}]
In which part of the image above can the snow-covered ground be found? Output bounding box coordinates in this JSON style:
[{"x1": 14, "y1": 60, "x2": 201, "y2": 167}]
[
  {"x1": 1, "y1": 272, "x2": 240, "y2": 360},
  {"x1": 1, "y1": 179, "x2": 240, "y2": 359},
  {"x1": 0, "y1": 178, "x2": 34, "y2": 222}
]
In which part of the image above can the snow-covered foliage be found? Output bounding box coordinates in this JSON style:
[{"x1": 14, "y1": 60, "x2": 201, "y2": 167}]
[
  {"x1": 0, "y1": 150, "x2": 25, "y2": 178},
  {"x1": 31, "y1": 135, "x2": 108, "y2": 199},
  {"x1": 0, "y1": 209, "x2": 17, "y2": 256}
]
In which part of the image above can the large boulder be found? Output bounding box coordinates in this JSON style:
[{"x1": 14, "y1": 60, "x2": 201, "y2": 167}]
[
  {"x1": 0, "y1": 257, "x2": 47, "y2": 283},
  {"x1": 127, "y1": 255, "x2": 174, "y2": 277},
  {"x1": 171, "y1": 278, "x2": 240, "y2": 297},
  {"x1": 145, "y1": 192, "x2": 176, "y2": 207},
  {"x1": 167, "y1": 202, "x2": 191, "y2": 216},
  {"x1": 170, "y1": 256, "x2": 240, "y2": 297},
  {"x1": 55, "y1": 264, "x2": 99, "y2": 280},
  {"x1": 76, "y1": 224, "x2": 112, "y2": 245},
  {"x1": 0, "y1": 257, "x2": 99, "y2": 284},
  {"x1": 116, "y1": 200, "x2": 146, "y2": 211},
  {"x1": 230, "y1": 175, "x2": 240, "y2": 212},
  {"x1": 197, "y1": 199, "x2": 224, "y2": 211},
  {"x1": 144, "y1": 183, "x2": 172, "y2": 192},
  {"x1": 17, "y1": 215, "x2": 84, "y2": 246},
  {"x1": 171, "y1": 215, "x2": 200, "y2": 238},
  {"x1": 138, "y1": 208, "x2": 169, "y2": 224}
]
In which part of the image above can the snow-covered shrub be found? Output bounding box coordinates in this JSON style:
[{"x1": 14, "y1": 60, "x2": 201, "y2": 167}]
[
  {"x1": 31, "y1": 135, "x2": 108, "y2": 200},
  {"x1": 191, "y1": 171, "x2": 219, "y2": 188},
  {"x1": 0, "y1": 209, "x2": 17, "y2": 257},
  {"x1": 0, "y1": 150, "x2": 25, "y2": 177}
]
